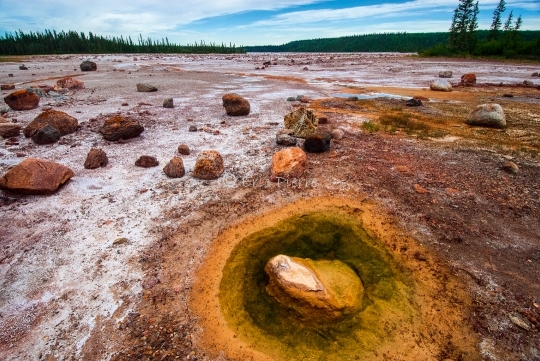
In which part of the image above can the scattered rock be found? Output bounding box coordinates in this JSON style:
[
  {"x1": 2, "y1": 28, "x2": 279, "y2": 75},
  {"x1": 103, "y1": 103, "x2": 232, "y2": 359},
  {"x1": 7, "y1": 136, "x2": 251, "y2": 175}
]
[
  {"x1": 509, "y1": 312, "x2": 531, "y2": 330},
  {"x1": 532, "y1": 72, "x2": 539, "y2": 77},
  {"x1": 295, "y1": 95, "x2": 304, "y2": 101},
  {"x1": 414, "y1": 184, "x2": 429, "y2": 194},
  {"x1": 523, "y1": 80, "x2": 534, "y2": 86},
  {"x1": 276, "y1": 129, "x2": 297, "y2": 146},
  {"x1": 1, "y1": 84, "x2": 15, "y2": 90},
  {"x1": 502, "y1": 161, "x2": 519, "y2": 174},
  {"x1": 303, "y1": 67, "x2": 309, "y2": 71},
  {"x1": 222, "y1": 93, "x2": 250, "y2": 116},
  {"x1": 430, "y1": 79, "x2": 453, "y2": 92},
  {"x1": 265, "y1": 255, "x2": 363, "y2": 322},
  {"x1": 299, "y1": 96, "x2": 309, "y2": 103},
  {"x1": 315, "y1": 112, "x2": 328, "y2": 124},
  {"x1": 405, "y1": 98, "x2": 423, "y2": 106},
  {"x1": 502, "y1": 94, "x2": 514, "y2": 98},
  {"x1": 269, "y1": 147, "x2": 306, "y2": 182},
  {"x1": 461, "y1": 73, "x2": 477, "y2": 86},
  {"x1": 4, "y1": 89, "x2": 40, "y2": 110},
  {"x1": 19, "y1": 65, "x2": 28, "y2": 70},
  {"x1": 8, "y1": 73, "x2": 13, "y2": 77},
  {"x1": 24, "y1": 110, "x2": 78, "y2": 137},
  {"x1": 84, "y1": 148, "x2": 108, "y2": 169},
  {"x1": 112, "y1": 237, "x2": 128, "y2": 246},
  {"x1": 439, "y1": 70, "x2": 453, "y2": 78},
  {"x1": 188, "y1": 125, "x2": 197, "y2": 132},
  {"x1": 287, "y1": 97, "x2": 296, "y2": 101},
  {"x1": 163, "y1": 157, "x2": 185, "y2": 178},
  {"x1": 193, "y1": 150, "x2": 224, "y2": 180},
  {"x1": 0, "y1": 123, "x2": 22, "y2": 138},
  {"x1": 135, "y1": 155, "x2": 159, "y2": 168},
  {"x1": 348, "y1": 96, "x2": 359, "y2": 101},
  {"x1": 99, "y1": 115, "x2": 144, "y2": 141},
  {"x1": 304, "y1": 132, "x2": 332, "y2": 153},
  {"x1": 284, "y1": 107, "x2": 318, "y2": 138},
  {"x1": 163, "y1": 97, "x2": 174, "y2": 108},
  {"x1": 56, "y1": 77, "x2": 84, "y2": 90},
  {"x1": 80, "y1": 60, "x2": 97, "y2": 71},
  {"x1": 331, "y1": 128, "x2": 344, "y2": 140},
  {"x1": 136, "y1": 83, "x2": 158, "y2": 92},
  {"x1": 26, "y1": 87, "x2": 47, "y2": 98},
  {"x1": 466, "y1": 103, "x2": 506, "y2": 128},
  {"x1": 0, "y1": 158, "x2": 74, "y2": 195},
  {"x1": 31, "y1": 125, "x2": 61, "y2": 145},
  {"x1": 177, "y1": 144, "x2": 190, "y2": 155},
  {"x1": 142, "y1": 275, "x2": 160, "y2": 290}
]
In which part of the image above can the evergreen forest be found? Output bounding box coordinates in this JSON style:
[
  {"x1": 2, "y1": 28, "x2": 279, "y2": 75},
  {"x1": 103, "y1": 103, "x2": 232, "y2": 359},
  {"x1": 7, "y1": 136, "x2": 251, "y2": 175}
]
[{"x1": 0, "y1": 29, "x2": 246, "y2": 55}]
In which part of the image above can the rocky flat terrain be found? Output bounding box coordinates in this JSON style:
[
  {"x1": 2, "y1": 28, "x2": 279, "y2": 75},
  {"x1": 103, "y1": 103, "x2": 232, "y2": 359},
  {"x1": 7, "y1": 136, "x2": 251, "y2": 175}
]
[{"x1": 0, "y1": 53, "x2": 539, "y2": 361}]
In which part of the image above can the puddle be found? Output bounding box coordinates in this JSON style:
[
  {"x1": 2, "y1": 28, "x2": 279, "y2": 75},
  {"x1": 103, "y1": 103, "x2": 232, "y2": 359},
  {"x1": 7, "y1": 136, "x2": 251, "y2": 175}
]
[
  {"x1": 331, "y1": 92, "x2": 408, "y2": 100},
  {"x1": 190, "y1": 197, "x2": 480, "y2": 361}
]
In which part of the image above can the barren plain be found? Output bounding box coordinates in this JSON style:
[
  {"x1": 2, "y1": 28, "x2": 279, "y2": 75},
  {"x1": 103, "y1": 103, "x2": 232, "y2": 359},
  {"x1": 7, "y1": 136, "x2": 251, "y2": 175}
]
[{"x1": 0, "y1": 53, "x2": 539, "y2": 361}]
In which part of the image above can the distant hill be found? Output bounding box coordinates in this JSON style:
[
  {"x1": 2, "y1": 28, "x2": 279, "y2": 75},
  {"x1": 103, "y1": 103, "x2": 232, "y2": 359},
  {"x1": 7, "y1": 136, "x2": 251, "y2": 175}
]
[{"x1": 246, "y1": 30, "x2": 540, "y2": 53}]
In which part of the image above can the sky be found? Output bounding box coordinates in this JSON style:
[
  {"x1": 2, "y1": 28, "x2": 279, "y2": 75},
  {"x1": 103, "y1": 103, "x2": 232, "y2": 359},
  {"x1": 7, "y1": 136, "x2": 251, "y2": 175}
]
[{"x1": 0, "y1": 0, "x2": 538, "y2": 46}]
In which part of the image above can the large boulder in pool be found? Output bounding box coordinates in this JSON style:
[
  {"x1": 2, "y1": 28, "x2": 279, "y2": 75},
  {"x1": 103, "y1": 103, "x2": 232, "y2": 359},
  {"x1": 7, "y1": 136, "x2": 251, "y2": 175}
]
[{"x1": 265, "y1": 255, "x2": 363, "y2": 322}]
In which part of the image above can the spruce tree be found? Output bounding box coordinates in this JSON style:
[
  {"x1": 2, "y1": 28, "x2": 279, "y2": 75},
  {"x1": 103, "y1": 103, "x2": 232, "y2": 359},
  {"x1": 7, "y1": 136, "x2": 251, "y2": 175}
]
[
  {"x1": 448, "y1": 0, "x2": 478, "y2": 53},
  {"x1": 488, "y1": 0, "x2": 506, "y2": 40}
]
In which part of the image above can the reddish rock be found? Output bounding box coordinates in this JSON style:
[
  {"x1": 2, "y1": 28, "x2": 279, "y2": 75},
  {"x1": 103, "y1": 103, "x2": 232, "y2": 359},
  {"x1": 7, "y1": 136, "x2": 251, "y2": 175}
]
[
  {"x1": 1, "y1": 84, "x2": 15, "y2": 90},
  {"x1": 4, "y1": 89, "x2": 40, "y2": 111},
  {"x1": 24, "y1": 110, "x2": 78, "y2": 137},
  {"x1": 84, "y1": 148, "x2": 108, "y2": 169},
  {"x1": 177, "y1": 144, "x2": 190, "y2": 155},
  {"x1": 56, "y1": 77, "x2": 84, "y2": 90},
  {"x1": 222, "y1": 93, "x2": 250, "y2": 116},
  {"x1": 304, "y1": 132, "x2": 331, "y2": 153},
  {"x1": 315, "y1": 112, "x2": 328, "y2": 124},
  {"x1": 193, "y1": 150, "x2": 224, "y2": 180},
  {"x1": 0, "y1": 158, "x2": 74, "y2": 195},
  {"x1": 0, "y1": 123, "x2": 22, "y2": 138},
  {"x1": 163, "y1": 157, "x2": 185, "y2": 178},
  {"x1": 414, "y1": 184, "x2": 429, "y2": 194},
  {"x1": 269, "y1": 147, "x2": 306, "y2": 182},
  {"x1": 135, "y1": 155, "x2": 159, "y2": 168},
  {"x1": 99, "y1": 115, "x2": 144, "y2": 141},
  {"x1": 461, "y1": 73, "x2": 477, "y2": 86}
]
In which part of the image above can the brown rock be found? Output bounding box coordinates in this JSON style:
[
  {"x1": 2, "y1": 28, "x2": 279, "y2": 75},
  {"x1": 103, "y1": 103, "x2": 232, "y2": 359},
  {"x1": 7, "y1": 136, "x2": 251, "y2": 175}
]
[
  {"x1": 269, "y1": 147, "x2": 306, "y2": 182},
  {"x1": 99, "y1": 115, "x2": 144, "y2": 141},
  {"x1": 24, "y1": 110, "x2": 78, "y2": 137},
  {"x1": 177, "y1": 144, "x2": 190, "y2": 155},
  {"x1": 0, "y1": 158, "x2": 74, "y2": 195},
  {"x1": 414, "y1": 184, "x2": 429, "y2": 194},
  {"x1": 84, "y1": 148, "x2": 108, "y2": 169},
  {"x1": 502, "y1": 161, "x2": 519, "y2": 174},
  {"x1": 163, "y1": 157, "x2": 185, "y2": 178},
  {"x1": 315, "y1": 112, "x2": 328, "y2": 124},
  {"x1": 222, "y1": 93, "x2": 250, "y2": 116},
  {"x1": 461, "y1": 73, "x2": 477, "y2": 86},
  {"x1": 135, "y1": 155, "x2": 159, "y2": 168},
  {"x1": 193, "y1": 150, "x2": 224, "y2": 180},
  {"x1": 80, "y1": 60, "x2": 97, "y2": 71},
  {"x1": 0, "y1": 123, "x2": 22, "y2": 138},
  {"x1": 4, "y1": 89, "x2": 40, "y2": 111},
  {"x1": 284, "y1": 107, "x2": 318, "y2": 138},
  {"x1": 31, "y1": 125, "x2": 61, "y2": 145},
  {"x1": 1, "y1": 84, "x2": 15, "y2": 90},
  {"x1": 56, "y1": 77, "x2": 84, "y2": 90}
]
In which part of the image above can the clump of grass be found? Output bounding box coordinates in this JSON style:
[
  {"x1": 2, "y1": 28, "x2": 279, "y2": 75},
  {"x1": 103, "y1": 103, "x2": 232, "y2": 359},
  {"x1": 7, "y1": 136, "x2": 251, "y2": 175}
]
[
  {"x1": 361, "y1": 120, "x2": 380, "y2": 133},
  {"x1": 378, "y1": 112, "x2": 447, "y2": 138}
]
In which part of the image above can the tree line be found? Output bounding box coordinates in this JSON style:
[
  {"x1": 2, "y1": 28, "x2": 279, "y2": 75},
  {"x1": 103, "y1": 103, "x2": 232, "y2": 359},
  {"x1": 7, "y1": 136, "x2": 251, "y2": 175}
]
[
  {"x1": 0, "y1": 29, "x2": 246, "y2": 55},
  {"x1": 422, "y1": 0, "x2": 539, "y2": 58},
  {"x1": 246, "y1": 30, "x2": 540, "y2": 55}
]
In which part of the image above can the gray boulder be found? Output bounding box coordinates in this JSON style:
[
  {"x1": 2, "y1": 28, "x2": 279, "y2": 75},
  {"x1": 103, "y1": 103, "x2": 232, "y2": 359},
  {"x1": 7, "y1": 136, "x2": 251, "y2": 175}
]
[{"x1": 466, "y1": 103, "x2": 506, "y2": 128}]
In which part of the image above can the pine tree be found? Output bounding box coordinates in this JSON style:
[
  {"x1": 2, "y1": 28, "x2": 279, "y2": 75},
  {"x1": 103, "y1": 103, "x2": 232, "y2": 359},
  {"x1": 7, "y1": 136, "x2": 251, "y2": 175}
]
[
  {"x1": 503, "y1": 10, "x2": 514, "y2": 31},
  {"x1": 448, "y1": 0, "x2": 478, "y2": 53},
  {"x1": 489, "y1": 0, "x2": 506, "y2": 40}
]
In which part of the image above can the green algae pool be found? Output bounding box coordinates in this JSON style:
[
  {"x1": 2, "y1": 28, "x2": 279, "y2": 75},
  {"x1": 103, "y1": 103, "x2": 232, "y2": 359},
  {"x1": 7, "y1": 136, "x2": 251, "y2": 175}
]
[{"x1": 219, "y1": 211, "x2": 420, "y2": 361}]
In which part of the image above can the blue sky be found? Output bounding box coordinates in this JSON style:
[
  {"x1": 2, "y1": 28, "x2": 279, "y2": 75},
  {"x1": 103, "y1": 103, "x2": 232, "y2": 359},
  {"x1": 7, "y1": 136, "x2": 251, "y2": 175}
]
[{"x1": 0, "y1": 0, "x2": 538, "y2": 46}]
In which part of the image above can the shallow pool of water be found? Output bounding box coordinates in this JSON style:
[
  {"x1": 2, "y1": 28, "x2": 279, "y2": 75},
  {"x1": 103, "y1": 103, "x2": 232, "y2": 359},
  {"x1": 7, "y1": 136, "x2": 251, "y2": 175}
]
[{"x1": 331, "y1": 92, "x2": 409, "y2": 100}]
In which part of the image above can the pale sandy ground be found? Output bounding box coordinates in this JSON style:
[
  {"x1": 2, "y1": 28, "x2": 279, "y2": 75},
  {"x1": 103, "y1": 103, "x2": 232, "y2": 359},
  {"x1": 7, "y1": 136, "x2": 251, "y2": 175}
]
[{"x1": 0, "y1": 53, "x2": 539, "y2": 361}]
